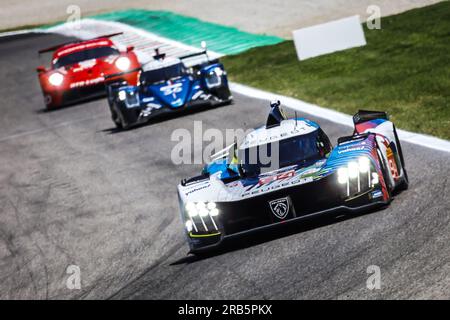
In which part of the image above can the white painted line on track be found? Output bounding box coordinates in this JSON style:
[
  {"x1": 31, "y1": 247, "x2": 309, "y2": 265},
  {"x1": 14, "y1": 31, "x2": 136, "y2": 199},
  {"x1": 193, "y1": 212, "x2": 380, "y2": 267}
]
[
  {"x1": 230, "y1": 82, "x2": 450, "y2": 153},
  {"x1": 44, "y1": 19, "x2": 223, "y2": 64},
  {"x1": 0, "y1": 28, "x2": 43, "y2": 38}
]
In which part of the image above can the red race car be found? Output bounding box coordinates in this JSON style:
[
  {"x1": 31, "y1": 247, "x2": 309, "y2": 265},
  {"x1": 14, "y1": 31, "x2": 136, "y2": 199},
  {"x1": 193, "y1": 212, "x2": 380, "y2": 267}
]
[{"x1": 36, "y1": 33, "x2": 140, "y2": 110}]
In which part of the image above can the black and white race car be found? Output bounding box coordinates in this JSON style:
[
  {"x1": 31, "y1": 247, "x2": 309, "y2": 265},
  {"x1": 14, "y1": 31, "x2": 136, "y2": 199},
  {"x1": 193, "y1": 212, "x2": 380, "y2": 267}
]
[{"x1": 177, "y1": 101, "x2": 408, "y2": 253}]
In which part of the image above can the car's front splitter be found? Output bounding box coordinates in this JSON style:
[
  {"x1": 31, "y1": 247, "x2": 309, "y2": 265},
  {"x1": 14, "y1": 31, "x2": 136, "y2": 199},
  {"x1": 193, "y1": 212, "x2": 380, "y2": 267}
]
[
  {"x1": 188, "y1": 199, "x2": 388, "y2": 254},
  {"x1": 124, "y1": 97, "x2": 232, "y2": 126}
]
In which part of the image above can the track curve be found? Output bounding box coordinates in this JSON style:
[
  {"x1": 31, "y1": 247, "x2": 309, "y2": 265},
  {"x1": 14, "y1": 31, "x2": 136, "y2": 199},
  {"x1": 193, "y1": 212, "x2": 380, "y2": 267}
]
[{"x1": 0, "y1": 33, "x2": 448, "y2": 299}]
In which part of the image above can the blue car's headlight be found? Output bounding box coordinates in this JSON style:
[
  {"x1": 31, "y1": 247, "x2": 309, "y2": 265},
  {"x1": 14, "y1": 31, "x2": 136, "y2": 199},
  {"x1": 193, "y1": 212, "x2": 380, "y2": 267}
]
[
  {"x1": 205, "y1": 67, "x2": 224, "y2": 89},
  {"x1": 118, "y1": 89, "x2": 140, "y2": 108}
]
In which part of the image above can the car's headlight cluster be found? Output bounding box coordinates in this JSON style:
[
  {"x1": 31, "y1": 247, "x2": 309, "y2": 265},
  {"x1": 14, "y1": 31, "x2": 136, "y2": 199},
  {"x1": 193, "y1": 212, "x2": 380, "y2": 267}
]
[
  {"x1": 117, "y1": 89, "x2": 139, "y2": 108},
  {"x1": 337, "y1": 157, "x2": 372, "y2": 184},
  {"x1": 115, "y1": 56, "x2": 131, "y2": 71},
  {"x1": 205, "y1": 67, "x2": 224, "y2": 89},
  {"x1": 185, "y1": 201, "x2": 219, "y2": 218},
  {"x1": 48, "y1": 73, "x2": 64, "y2": 86},
  {"x1": 184, "y1": 201, "x2": 220, "y2": 234},
  {"x1": 337, "y1": 156, "x2": 379, "y2": 197},
  {"x1": 118, "y1": 90, "x2": 127, "y2": 101},
  {"x1": 211, "y1": 67, "x2": 224, "y2": 77}
]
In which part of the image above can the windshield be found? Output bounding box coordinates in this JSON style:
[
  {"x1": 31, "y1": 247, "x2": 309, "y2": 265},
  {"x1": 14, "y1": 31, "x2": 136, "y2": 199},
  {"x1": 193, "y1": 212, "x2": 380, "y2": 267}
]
[
  {"x1": 140, "y1": 63, "x2": 186, "y2": 84},
  {"x1": 238, "y1": 129, "x2": 331, "y2": 177},
  {"x1": 54, "y1": 47, "x2": 119, "y2": 68}
]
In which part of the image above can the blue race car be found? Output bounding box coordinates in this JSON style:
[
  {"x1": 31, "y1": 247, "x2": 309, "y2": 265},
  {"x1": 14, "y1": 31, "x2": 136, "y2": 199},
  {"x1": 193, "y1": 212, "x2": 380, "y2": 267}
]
[
  {"x1": 105, "y1": 49, "x2": 232, "y2": 129},
  {"x1": 177, "y1": 101, "x2": 409, "y2": 253}
]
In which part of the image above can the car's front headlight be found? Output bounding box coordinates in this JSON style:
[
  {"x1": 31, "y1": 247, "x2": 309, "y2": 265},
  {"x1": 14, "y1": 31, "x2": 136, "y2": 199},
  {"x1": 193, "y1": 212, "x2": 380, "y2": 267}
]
[
  {"x1": 347, "y1": 161, "x2": 359, "y2": 179},
  {"x1": 48, "y1": 73, "x2": 64, "y2": 86},
  {"x1": 212, "y1": 67, "x2": 224, "y2": 77},
  {"x1": 337, "y1": 167, "x2": 349, "y2": 184},
  {"x1": 205, "y1": 67, "x2": 224, "y2": 89},
  {"x1": 118, "y1": 90, "x2": 127, "y2": 101},
  {"x1": 337, "y1": 156, "x2": 376, "y2": 196},
  {"x1": 115, "y1": 56, "x2": 131, "y2": 71},
  {"x1": 358, "y1": 156, "x2": 370, "y2": 173},
  {"x1": 186, "y1": 201, "x2": 219, "y2": 217}
]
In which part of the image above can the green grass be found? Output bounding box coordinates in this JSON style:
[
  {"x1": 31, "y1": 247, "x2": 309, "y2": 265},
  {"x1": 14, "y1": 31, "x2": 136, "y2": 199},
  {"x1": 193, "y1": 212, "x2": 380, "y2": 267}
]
[{"x1": 222, "y1": 2, "x2": 450, "y2": 140}]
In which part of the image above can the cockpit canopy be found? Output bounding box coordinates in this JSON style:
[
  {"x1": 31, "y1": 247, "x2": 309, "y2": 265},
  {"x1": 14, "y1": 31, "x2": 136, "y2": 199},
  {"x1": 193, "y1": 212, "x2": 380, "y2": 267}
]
[
  {"x1": 140, "y1": 58, "x2": 187, "y2": 85},
  {"x1": 238, "y1": 127, "x2": 332, "y2": 177}
]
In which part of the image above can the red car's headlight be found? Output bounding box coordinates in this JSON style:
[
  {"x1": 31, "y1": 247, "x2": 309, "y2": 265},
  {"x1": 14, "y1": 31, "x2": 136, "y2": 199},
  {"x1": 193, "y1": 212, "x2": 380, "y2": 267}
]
[
  {"x1": 48, "y1": 73, "x2": 64, "y2": 86},
  {"x1": 115, "y1": 57, "x2": 131, "y2": 71}
]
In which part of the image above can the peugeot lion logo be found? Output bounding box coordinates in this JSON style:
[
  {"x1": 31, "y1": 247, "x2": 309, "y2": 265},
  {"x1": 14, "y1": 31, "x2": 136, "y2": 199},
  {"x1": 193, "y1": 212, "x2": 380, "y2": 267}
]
[{"x1": 269, "y1": 198, "x2": 290, "y2": 219}]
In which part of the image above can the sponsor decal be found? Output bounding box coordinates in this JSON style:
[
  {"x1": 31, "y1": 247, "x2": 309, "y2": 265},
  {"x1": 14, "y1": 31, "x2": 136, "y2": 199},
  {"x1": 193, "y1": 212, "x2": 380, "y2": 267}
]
[
  {"x1": 371, "y1": 190, "x2": 383, "y2": 199},
  {"x1": 70, "y1": 77, "x2": 105, "y2": 88},
  {"x1": 142, "y1": 97, "x2": 155, "y2": 103},
  {"x1": 258, "y1": 170, "x2": 295, "y2": 186},
  {"x1": 184, "y1": 183, "x2": 211, "y2": 196},
  {"x1": 269, "y1": 197, "x2": 290, "y2": 219},
  {"x1": 140, "y1": 103, "x2": 162, "y2": 117},
  {"x1": 338, "y1": 146, "x2": 366, "y2": 154},
  {"x1": 161, "y1": 82, "x2": 183, "y2": 97},
  {"x1": 242, "y1": 176, "x2": 313, "y2": 197},
  {"x1": 386, "y1": 146, "x2": 399, "y2": 179}
]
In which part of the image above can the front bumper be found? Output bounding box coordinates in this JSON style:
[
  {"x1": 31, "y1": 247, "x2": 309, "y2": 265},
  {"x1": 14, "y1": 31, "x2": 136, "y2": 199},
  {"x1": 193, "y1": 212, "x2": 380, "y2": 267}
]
[
  {"x1": 184, "y1": 171, "x2": 387, "y2": 253},
  {"x1": 44, "y1": 71, "x2": 139, "y2": 109},
  {"x1": 188, "y1": 198, "x2": 388, "y2": 254},
  {"x1": 43, "y1": 83, "x2": 106, "y2": 109}
]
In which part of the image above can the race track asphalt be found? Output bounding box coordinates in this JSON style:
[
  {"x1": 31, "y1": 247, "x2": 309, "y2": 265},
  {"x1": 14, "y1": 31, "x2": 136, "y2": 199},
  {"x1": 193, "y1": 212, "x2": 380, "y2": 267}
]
[{"x1": 0, "y1": 33, "x2": 448, "y2": 299}]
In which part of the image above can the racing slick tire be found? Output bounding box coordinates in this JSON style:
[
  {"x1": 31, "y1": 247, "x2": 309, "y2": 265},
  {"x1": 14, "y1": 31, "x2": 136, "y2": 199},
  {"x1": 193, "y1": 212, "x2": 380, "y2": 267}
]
[
  {"x1": 111, "y1": 103, "x2": 131, "y2": 130},
  {"x1": 109, "y1": 106, "x2": 123, "y2": 129},
  {"x1": 212, "y1": 86, "x2": 232, "y2": 101}
]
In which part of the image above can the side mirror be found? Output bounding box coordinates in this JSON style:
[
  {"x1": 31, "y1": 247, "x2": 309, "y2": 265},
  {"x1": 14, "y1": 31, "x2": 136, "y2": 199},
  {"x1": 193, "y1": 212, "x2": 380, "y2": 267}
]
[
  {"x1": 126, "y1": 45, "x2": 134, "y2": 53},
  {"x1": 36, "y1": 66, "x2": 46, "y2": 73}
]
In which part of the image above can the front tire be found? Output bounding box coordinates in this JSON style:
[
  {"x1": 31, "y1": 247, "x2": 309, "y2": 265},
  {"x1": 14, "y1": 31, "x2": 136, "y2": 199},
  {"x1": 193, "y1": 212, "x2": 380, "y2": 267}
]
[
  {"x1": 111, "y1": 103, "x2": 131, "y2": 130},
  {"x1": 110, "y1": 106, "x2": 122, "y2": 129}
]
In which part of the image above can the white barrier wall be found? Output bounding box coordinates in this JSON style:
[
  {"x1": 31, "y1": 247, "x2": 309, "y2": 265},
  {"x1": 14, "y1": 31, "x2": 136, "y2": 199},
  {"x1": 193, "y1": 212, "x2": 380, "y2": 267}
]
[{"x1": 292, "y1": 15, "x2": 366, "y2": 61}]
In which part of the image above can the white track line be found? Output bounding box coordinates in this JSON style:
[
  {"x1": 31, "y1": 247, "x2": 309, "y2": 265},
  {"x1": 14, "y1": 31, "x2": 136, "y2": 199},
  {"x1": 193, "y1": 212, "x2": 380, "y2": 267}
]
[
  {"x1": 0, "y1": 28, "x2": 43, "y2": 38},
  {"x1": 44, "y1": 19, "x2": 223, "y2": 64},
  {"x1": 230, "y1": 83, "x2": 450, "y2": 153}
]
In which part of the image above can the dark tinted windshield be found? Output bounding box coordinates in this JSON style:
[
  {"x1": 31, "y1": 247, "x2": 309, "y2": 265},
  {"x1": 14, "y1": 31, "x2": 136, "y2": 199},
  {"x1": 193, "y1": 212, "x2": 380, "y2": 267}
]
[
  {"x1": 54, "y1": 47, "x2": 119, "y2": 68},
  {"x1": 140, "y1": 63, "x2": 185, "y2": 84},
  {"x1": 239, "y1": 129, "x2": 331, "y2": 177}
]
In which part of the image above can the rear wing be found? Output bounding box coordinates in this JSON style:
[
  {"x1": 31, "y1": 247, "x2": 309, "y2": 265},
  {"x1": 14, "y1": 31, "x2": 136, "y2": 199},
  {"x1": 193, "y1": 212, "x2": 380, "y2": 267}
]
[
  {"x1": 179, "y1": 50, "x2": 214, "y2": 68},
  {"x1": 337, "y1": 133, "x2": 371, "y2": 145},
  {"x1": 353, "y1": 110, "x2": 388, "y2": 125},
  {"x1": 38, "y1": 32, "x2": 123, "y2": 54},
  {"x1": 352, "y1": 110, "x2": 393, "y2": 136},
  {"x1": 104, "y1": 67, "x2": 141, "y2": 83}
]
